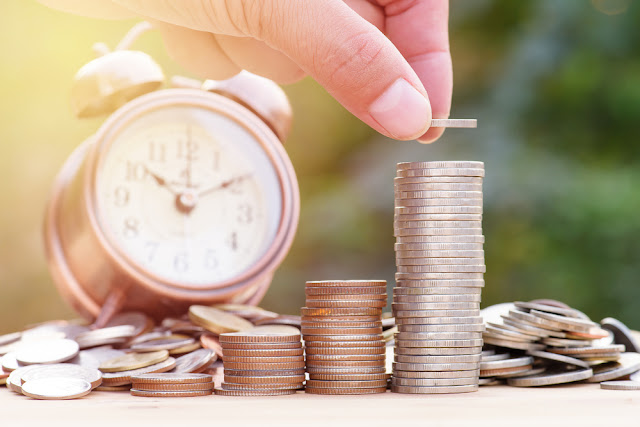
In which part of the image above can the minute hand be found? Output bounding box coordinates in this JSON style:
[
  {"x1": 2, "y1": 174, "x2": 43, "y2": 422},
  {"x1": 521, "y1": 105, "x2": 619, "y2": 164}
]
[{"x1": 197, "y1": 174, "x2": 252, "y2": 198}]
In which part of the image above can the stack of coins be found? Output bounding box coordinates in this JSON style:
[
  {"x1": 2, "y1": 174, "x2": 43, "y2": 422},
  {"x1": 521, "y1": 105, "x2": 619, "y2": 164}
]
[
  {"x1": 215, "y1": 331, "x2": 305, "y2": 396},
  {"x1": 131, "y1": 373, "x2": 214, "y2": 397},
  {"x1": 302, "y1": 280, "x2": 389, "y2": 395},
  {"x1": 392, "y1": 161, "x2": 486, "y2": 394}
]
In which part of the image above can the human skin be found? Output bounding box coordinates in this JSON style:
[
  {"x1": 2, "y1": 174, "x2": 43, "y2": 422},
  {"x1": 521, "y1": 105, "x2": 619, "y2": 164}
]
[{"x1": 40, "y1": 0, "x2": 452, "y2": 143}]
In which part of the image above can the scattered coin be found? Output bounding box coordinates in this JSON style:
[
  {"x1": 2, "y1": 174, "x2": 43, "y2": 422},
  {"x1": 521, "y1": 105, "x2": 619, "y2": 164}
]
[
  {"x1": 21, "y1": 377, "x2": 92, "y2": 400},
  {"x1": 600, "y1": 317, "x2": 640, "y2": 353},
  {"x1": 507, "y1": 368, "x2": 593, "y2": 387},
  {"x1": 15, "y1": 339, "x2": 79, "y2": 365},
  {"x1": 188, "y1": 306, "x2": 254, "y2": 334},
  {"x1": 600, "y1": 381, "x2": 640, "y2": 391},
  {"x1": 20, "y1": 364, "x2": 102, "y2": 389}
]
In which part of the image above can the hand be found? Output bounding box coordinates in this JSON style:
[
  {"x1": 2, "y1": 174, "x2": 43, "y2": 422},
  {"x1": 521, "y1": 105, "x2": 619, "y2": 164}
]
[
  {"x1": 144, "y1": 166, "x2": 180, "y2": 196},
  {"x1": 40, "y1": 0, "x2": 452, "y2": 143},
  {"x1": 198, "y1": 174, "x2": 251, "y2": 198}
]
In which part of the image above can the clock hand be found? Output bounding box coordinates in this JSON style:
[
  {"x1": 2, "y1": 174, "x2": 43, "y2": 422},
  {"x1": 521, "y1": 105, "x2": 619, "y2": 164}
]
[
  {"x1": 198, "y1": 174, "x2": 252, "y2": 198},
  {"x1": 144, "y1": 166, "x2": 180, "y2": 196}
]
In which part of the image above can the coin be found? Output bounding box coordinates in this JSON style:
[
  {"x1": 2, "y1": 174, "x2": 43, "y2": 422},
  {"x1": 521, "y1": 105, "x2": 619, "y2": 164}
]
[
  {"x1": 507, "y1": 368, "x2": 593, "y2": 387},
  {"x1": 223, "y1": 368, "x2": 305, "y2": 377},
  {"x1": 396, "y1": 250, "x2": 484, "y2": 259},
  {"x1": 302, "y1": 320, "x2": 383, "y2": 329},
  {"x1": 396, "y1": 234, "x2": 485, "y2": 244},
  {"x1": 396, "y1": 258, "x2": 484, "y2": 266},
  {"x1": 397, "y1": 161, "x2": 484, "y2": 170},
  {"x1": 395, "y1": 242, "x2": 484, "y2": 251},
  {"x1": 395, "y1": 206, "x2": 483, "y2": 215},
  {"x1": 188, "y1": 306, "x2": 254, "y2": 334},
  {"x1": 305, "y1": 387, "x2": 386, "y2": 395},
  {"x1": 305, "y1": 300, "x2": 387, "y2": 308},
  {"x1": 75, "y1": 325, "x2": 136, "y2": 349},
  {"x1": 309, "y1": 373, "x2": 391, "y2": 381},
  {"x1": 105, "y1": 311, "x2": 153, "y2": 336},
  {"x1": 20, "y1": 364, "x2": 102, "y2": 389},
  {"x1": 479, "y1": 356, "x2": 533, "y2": 370},
  {"x1": 101, "y1": 357, "x2": 176, "y2": 386},
  {"x1": 394, "y1": 286, "x2": 483, "y2": 295},
  {"x1": 169, "y1": 341, "x2": 202, "y2": 355},
  {"x1": 395, "y1": 332, "x2": 482, "y2": 341},
  {"x1": 6, "y1": 365, "x2": 41, "y2": 393},
  {"x1": 133, "y1": 381, "x2": 214, "y2": 391},
  {"x1": 483, "y1": 337, "x2": 544, "y2": 351},
  {"x1": 600, "y1": 381, "x2": 640, "y2": 391},
  {"x1": 393, "y1": 310, "x2": 481, "y2": 319},
  {"x1": 395, "y1": 183, "x2": 483, "y2": 192},
  {"x1": 253, "y1": 315, "x2": 302, "y2": 328},
  {"x1": 393, "y1": 369, "x2": 479, "y2": 379},
  {"x1": 393, "y1": 296, "x2": 482, "y2": 305},
  {"x1": 526, "y1": 350, "x2": 590, "y2": 368},
  {"x1": 21, "y1": 377, "x2": 92, "y2": 400},
  {"x1": 301, "y1": 315, "x2": 382, "y2": 322},
  {"x1": 172, "y1": 348, "x2": 216, "y2": 373},
  {"x1": 306, "y1": 354, "x2": 385, "y2": 362},
  {"x1": 396, "y1": 273, "x2": 485, "y2": 280},
  {"x1": 305, "y1": 286, "x2": 387, "y2": 295},
  {"x1": 600, "y1": 317, "x2": 640, "y2": 353},
  {"x1": 481, "y1": 353, "x2": 510, "y2": 362},
  {"x1": 220, "y1": 341, "x2": 303, "y2": 350},
  {"x1": 15, "y1": 339, "x2": 79, "y2": 365},
  {"x1": 99, "y1": 350, "x2": 169, "y2": 373},
  {"x1": 396, "y1": 190, "x2": 483, "y2": 199},
  {"x1": 395, "y1": 354, "x2": 481, "y2": 364},
  {"x1": 306, "y1": 379, "x2": 388, "y2": 388},
  {"x1": 131, "y1": 373, "x2": 213, "y2": 384},
  {"x1": 395, "y1": 198, "x2": 483, "y2": 207},
  {"x1": 303, "y1": 335, "x2": 384, "y2": 342},
  {"x1": 397, "y1": 265, "x2": 486, "y2": 273},
  {"x1": 0, "y1": 332, "x2": 21, "y2": 347},
  {"x1": 305, "y1": 280, "x2": 387, "y2": 287},
  {"x1": 391, "y1": 377, "x2": 477, "y2": 386},
  {"x1": 214, "y1": 388, "x2": 296, "y2": 396},
  {"x1": 219, "y1": 331, "x2": 301, "y2": 344},
  {"x1": 224, "y1": 355, "x2": 305, "y2": 364},
  {"x1": 221, "y1": 382, "x2": 301, "y2": 390},
  {"x1": 223, "y1": 374, "x2": 306, "y2": 384},
  {"x1": 131, "y1": 335, "x2": 195, "y2": 352},
  {"x1": 305, "y1": 359, "x2": 384, "y2": 368},
  {"x1": 586, "y1": 353, "x2": 640, "y2": 383},
  {"x1": 95, "y1": 385, "x2": 130, "y2": 391},
  {"x1": 212, "y1": 304, "x2": 279, "y2": 321},
  {"x1": 549, "y1": 344, "x2": 625, "y2": 355},
  {"x1": 131, "y1": 389, "x2": 212, "y2": 397},
  {"x1": 393, "y1": 361, "x2": 479, "y2": 371},
  {"x1": 223, "y1": 348, "x2": 305, "y2": 358},
  {"x1": 396, "y1": 316, "x2": 484, "y2": 325},
  {"x1": 397, "y1": 168, "x2": 485, "y2": 178},
  {"x1": 480, "y1": 365, "x2": 534, "y2": 377},
  {"x1": 391, "y1": 384, "x2": 478, "y2": 394},
  {"x1": 393, "y1": 302, "x2": 479, "y2": 311},
  {"x1": 222, "y1": 361, "x2": 306, "y2": 370},
  {"x1": 396, "y1": 346, "x2": 483, "y2": 356},
  {"x1": 301, "y1": 307, "x2": 382, "y2": 317}
]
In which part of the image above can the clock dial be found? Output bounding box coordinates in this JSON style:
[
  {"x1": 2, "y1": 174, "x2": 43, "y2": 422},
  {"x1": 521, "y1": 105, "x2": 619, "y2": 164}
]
[{"x1": 94, "y1": 105, "x2": 283, "y2": 286}]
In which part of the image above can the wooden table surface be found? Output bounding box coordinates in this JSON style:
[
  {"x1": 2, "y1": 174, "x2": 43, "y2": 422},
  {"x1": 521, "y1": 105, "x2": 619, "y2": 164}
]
[{"x1": 2, "y1": 383, "x2": 638, "y2": 426}]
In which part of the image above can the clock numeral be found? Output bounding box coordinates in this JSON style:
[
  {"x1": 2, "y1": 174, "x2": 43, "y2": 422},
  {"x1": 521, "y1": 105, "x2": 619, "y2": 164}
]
[
  {"x1": 148, "y1": 141, "x2": 166, "y2": 162},
  {"x1": 227, "y1": 232, "x2": 238, "y2": 252},
  {"x1": 125, "y1": 161, "x2": 147, "y2": 182},
  {"x1": 123, "y1": 217, "x2": 139, "y2": 238},
  {"x1": 237, "y1": 204, "x2": 253, "y2": 224},
  {"x1": 204, "y1": 249, "x2": 218, "y2": 270},
  {"x1": 177, "y1": 139, "x2": 199, "y2": 161},
  {"x1": 114, "y1": 187, "x2": 129, "y2": 207},
  {"x1": 145, "y1": 241, "x2": 159, "y2": 262},
  {"x1": 174, "y1": 252, "x2": 188, "y2": 273}
]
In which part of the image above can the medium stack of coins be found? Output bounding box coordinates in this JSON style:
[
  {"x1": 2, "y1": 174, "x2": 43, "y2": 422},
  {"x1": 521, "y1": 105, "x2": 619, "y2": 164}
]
[
  {"x1": 131, "y1": 373, "x2": 214, "y2": 397},
  {"x1": 215, "y1": 331, "x2": 305, "y2": 396},
  {"x1": 392, "y1": 161, "x2": 486, "y2": 394},
  {"x1": 302, "y1": 280, "x2": 389, "y2": 395}
]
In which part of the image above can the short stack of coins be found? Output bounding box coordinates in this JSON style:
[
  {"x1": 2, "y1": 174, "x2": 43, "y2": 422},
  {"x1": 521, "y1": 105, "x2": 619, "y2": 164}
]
[
  {"x1": 131, "y1": 373, "x2": 214, "y2": 397},
  {"x1": 301, "y1": 280, "x2": 389, "y2": 395},
  {"x1": 215, "y1": 331, "x2": 305, "y2": 396},
  {"x1": 392, "y1": 161, "x2": 486, "y2": 394}
]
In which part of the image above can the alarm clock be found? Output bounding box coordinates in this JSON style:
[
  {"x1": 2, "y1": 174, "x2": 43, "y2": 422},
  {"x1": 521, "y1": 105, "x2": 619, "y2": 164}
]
[{"x1": 44, "y1": 23, "x2": 300, "y2": 324}]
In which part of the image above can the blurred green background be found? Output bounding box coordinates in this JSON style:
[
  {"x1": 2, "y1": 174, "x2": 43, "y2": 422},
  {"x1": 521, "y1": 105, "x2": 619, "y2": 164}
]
[{"x1": 1, "y1": 0, "x2": 639, "y2": 333}]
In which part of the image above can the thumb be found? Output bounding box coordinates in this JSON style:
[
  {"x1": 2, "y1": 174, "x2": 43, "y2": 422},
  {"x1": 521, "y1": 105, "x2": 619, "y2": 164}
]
[{"x1": 112, "y1": 0, "x2": 432, "y2": 140}]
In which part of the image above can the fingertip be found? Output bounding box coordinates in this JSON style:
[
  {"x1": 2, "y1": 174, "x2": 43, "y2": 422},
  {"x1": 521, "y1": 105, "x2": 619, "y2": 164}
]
[{"x1": 417, "y1": 126, "x2": 446, "y2": 144}]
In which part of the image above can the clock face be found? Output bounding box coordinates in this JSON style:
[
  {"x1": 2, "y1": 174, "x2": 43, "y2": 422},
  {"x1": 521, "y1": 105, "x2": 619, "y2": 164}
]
[{"x1": 94, "y1": 104, "x2": 283, "y2": 286}]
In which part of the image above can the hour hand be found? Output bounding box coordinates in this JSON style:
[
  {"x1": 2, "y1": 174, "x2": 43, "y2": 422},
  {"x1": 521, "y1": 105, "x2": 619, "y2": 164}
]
[
  {"x1": 145, "y1": 166, "x2": 180, "y2": 195},
  {"x1": 198, "y1": 174, "x2": 252, "y2": 198}
]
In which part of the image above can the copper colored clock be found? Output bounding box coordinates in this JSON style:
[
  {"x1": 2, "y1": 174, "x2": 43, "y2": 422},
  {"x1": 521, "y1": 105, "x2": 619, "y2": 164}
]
[{"x1": 44, "y1": 23, "x2": 300, "y2": 324}]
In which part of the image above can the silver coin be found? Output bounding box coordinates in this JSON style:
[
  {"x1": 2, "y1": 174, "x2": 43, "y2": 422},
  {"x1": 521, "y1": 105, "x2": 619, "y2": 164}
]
[
  {"x1": 497, "y1": 366, "x2": 546, "y2": 379},
  {"x1": 395, "y1": 228, "x2": 484, "y2": 237},
  {"x1": 395, "y1": 220, "x2": 483, "y2": 229},
  {"x1": 393, "y1": 309, "x2": 480, "y2": 318},
  {"x1": 502, "y1": 317, "x2": 566, "y2": 338},
  {"x1": 526, "y1": 350, "x2": 589, "y2": 368},
  {"x1": 392, "y1": 362, "x2": 479, "y2": 372},
  {"x1": 20, "y1": 364, "x2": 102, "y2": 389},
  {"x1": 395, "y1": 206, "x2": 483, "y2": 215},
  {"x1": 600, "y1": 380, "x2": 640, "y2": 391},
  {"x1": 488, "y1": 321, "x2": 548, "y2": 339},
  {"x1": 394, "y1": 339, "x2": 484, "y2": 348},
  {"x1": 485, "y1": 325, "x2": 536, "y2": 342},
  {"x1": 6, "y1": 365, "x2": 41, "y2": 394},
  {"x1": 394, "y1": 176, "x2": 483, "y2": 185},
  {"x1": 0, "y1": 332, "x2": 21, "y2": 347},
  {"x1": 514, "y1": 301, "x2": 588, "y2": 319},
  {"x1": 395, "y1": 331, "x2": 482, "y2": 341},
  {"x1": 391, "y1": 377, "x2": 478, "y2": 387},
  {"x1": 392, "y1": 302, "x2": 479, "y2": 311},
  {"x1": 395, "y1": 183, "x2": 483, "y2": 192},
  {"x1": 530, "y1": 310, "x2": 597, "y2": 331},
  {"x1": 396, "y1": 258, "x2": 485, "y2": 266},
  {"x1": 15, "y1": 339, "x2": 79, "y2": 365},
  {"x1": 549, "y1": 344, "x2": 625, "y2": 356},
  {"x1": 395, "y1": 216, "x2": 483, "y2": 225},
  {"x1": 397, "y1": 161, "x2": 484, "y2": 170},
  {"x1": 478, "y1": 377, "x2": 501, "y2": 386},
  {"x1": 482, "y1": 337, "x2": 545, "y2": 351},
  {"x1": 600, "y1": 318, "x2": 640, "y2": 353},
  {"x1": 396, "y1": 346, "x2": 483, "y2": 356},
  {"x1": 396, "y1": 235, "x2": 485, "y2": 244},
  {"x1": 396, "y1": 199, "x2": 484, "y2": 207},
  {"x1": 542, "y1": 337, "x2": 593, "y2": 348},
  {"x1": 395, "y1": 190, "x2": 483, "y2": 199},
  {"x1": 391, "y1": 384, "x2": 478, "y2": 394},
  {"x1": 586, "y1": 353, "x2": 640, "y2": 383},
  {"x1": 393, "y1": 369, "x2": 479, "y2": 379},
  {"x1": 394, "y1": 294, "x2": 482, "y2": 303},
  {"x1": 396, "y1": 273, "x2": 485, "y2": 281},
  {"x1": 507, "y1": 368, "x2": 593, "y2": 387},
  {"x1": 396, "y1": 316, "x2": 484, "y2": 325},
  {"x1": 21, "y1": 377, "x2": 92, "y2": 400},
  {"x1": 395, "y1": 250, "x2": 484, "y2": 259},
  {"x1": 397, "y1": 265, "x2": 486, "y2": 273},
  {"x1": 396, "y1": 168, "x2": 485, "y2": 178},
  {"x1": 507, "y1": 310, "x2": 564, "y2": 332},
  {"x1": 483, "y1": 330, "x2": 533, "y2": 343},
  {"x1": 480, "y1": 356, "x2": 533, "y2": 370},
  {"x1": 394, "y1": 354, "x2": 481, "y2": 364},
  {"x1": 394, "y1": 281, "x2": 484, "y2": 289},
  {"x1": 481, "y1": 353, "x2": 510, "y2": 362}
]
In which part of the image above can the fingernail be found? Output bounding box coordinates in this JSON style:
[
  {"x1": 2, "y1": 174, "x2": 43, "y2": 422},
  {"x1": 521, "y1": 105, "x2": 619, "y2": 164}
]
[{"x1": 369, "y1": 78, "x2": 431, "y2": 140}]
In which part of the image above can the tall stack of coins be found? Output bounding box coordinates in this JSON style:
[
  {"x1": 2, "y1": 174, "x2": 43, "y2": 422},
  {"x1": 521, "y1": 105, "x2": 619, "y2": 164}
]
[
  {"x1": 392, "y1": 161, "x2": 485, "y2": 394},
  {"x1": 215, "y1": 331, "x2": 305, "y2": 396},
  {"x1": 301, "y1": 280, "x2": 389, "y2": 395}
]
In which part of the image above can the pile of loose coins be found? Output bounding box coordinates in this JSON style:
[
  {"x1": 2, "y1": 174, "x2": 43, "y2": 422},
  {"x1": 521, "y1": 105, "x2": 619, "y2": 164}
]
[
  {"x1": 301, "y1": 280, "x2": 389, "y2": 395},
  {"x1": 392, "y1": 161, "x2": 486, "y2": 394},
  {"x1": 480, "y1": 301, "x2": 640, "y2": 389},
  {"x1": 215, "y1": 330, "x2": 305, "y2": 396}
]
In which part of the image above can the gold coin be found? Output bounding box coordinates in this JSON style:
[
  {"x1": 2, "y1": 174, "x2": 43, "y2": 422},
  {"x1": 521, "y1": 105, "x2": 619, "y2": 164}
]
[
  {"x1": 300, "y1": 307, "x2": 382, "y2": 317},
  {"x1": 99, "y1": 350, "x2": 169, "y2": 373},
  {"x1": 169, "y1": 341, "x2": 202, "y2": 355},
  {"x1": 188, "y1": 306, "x2": 254, "y2": 334},
  {"x1": 301, "y1": 327, "x2": 383, "y2": 335},
  {"x1": 133, "y1": 381, "x2": 214, "y2": 392},
  {"x1": 220, "y1": 342, "x2": 303, "y2": 350},
  {"x1": 219, "y1": 331, "x2": 301, "y2": 344},
  {"x1": 101, "y1": 358, "x2": 176, "y2": 386}
]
